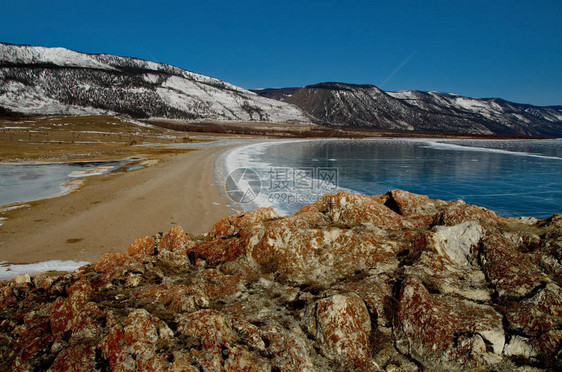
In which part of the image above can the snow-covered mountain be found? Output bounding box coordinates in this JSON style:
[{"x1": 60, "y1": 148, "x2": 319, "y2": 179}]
[
  {"x1": 3, "y1": 43, "x2": 560, "y2": 137},
  {"x1": 0, "y1": 43, "x2": 310, "y2": 123},
  {"x1": 257, "y1": 83, "x2": 562, "y2": 137}
]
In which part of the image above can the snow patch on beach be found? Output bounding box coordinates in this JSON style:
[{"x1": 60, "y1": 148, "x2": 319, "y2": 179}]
[
  {"x1": 0, "y1": 204, "x2": 31, "y2": 227},
  {"x1": 0, "y1": 204, "x2": 31, "y2": 213},
  {"x1": 0, "y1": 260, "x2": 90, "y2": 281},
  {"x1": 68, "y1": 165, "x2": 115, "y2": 178}
]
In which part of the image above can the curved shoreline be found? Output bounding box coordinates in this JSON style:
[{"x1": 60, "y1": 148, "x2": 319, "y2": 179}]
[
  {"x1": 3, "y1": 137, "x2": 560, "y2": 277},
  {"x1": 218, "y1": 138, "x2": 359, "y2": 214},
  {"x1": 0, "y1": 160, "x2": 140, "y2": 209},
  {"x1": 0, "y1": 144, "x2": 238, "y2": 267}
]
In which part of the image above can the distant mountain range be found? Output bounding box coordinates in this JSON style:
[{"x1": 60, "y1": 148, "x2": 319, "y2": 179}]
[
  {"x1": 1, "y1": 43, "x2": 561, "y2": 137},
  {"x1": 0, "y1": 43, "x2": 309, "y2": 123},
  {"x1": 251, "y1": 87, "x2": 301, "y2": 101},
  {"x1": 252, "y1": 83, "x2": 562, "y2": 137}
]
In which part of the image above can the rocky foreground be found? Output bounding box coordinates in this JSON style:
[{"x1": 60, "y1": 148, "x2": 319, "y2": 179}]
[{"x1": 1, "y1": 191, "x2": 561, "y2": 371}]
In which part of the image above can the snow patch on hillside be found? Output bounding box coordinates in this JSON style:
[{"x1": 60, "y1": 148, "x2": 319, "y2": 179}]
[
  {"x1": 0, "y1": 43, "x2": 311, "y2": 124},
  {"x1": 0, "y1": 44, "x2": 116, "y2": 71}
]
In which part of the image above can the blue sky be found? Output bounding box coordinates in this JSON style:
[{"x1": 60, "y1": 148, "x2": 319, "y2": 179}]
[{"x1": 2, "y1": 0, "x2": 561, "y2": 105}]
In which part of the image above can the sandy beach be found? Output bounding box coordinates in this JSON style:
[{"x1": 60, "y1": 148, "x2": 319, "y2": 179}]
[{"x1": 0, "y1": 144, "x2": 239, "y2": 265}]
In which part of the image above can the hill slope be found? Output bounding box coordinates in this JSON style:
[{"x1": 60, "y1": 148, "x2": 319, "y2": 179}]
[
  {"x1": 0, "y1": 43, "x2": 310, "y2": 123},
  {"x1": 257, "y1": 83, "x2": 562, "y2": 137}
]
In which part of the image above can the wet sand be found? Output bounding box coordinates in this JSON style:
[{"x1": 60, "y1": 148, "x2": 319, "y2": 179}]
[{"x1": 0, "y1": 145, "x2": 237, "y2": 264}]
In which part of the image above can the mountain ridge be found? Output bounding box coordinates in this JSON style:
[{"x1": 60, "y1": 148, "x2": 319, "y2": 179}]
[
  {"x1": 0, "y1": 42, "x2": 310, "y2": 123},
  {"x1": 2, "y1": 42, "x2": 561, "y2": 137},
  {"x1": 254, "y1": 83, "x2": 562, "y2": 137}
]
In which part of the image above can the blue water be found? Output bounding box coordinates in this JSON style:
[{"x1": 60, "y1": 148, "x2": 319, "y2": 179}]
[{"x1": 224, "y1": 138, "x2": 562, "y2": 218}]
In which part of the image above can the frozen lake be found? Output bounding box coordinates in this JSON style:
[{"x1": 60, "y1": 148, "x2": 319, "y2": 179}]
[
  {"x1": 0, "y1": 159, "x2": 141, "y2": 207},
  {"x1": 222, "y1": 138, "x2": 562, "y2": 218}
]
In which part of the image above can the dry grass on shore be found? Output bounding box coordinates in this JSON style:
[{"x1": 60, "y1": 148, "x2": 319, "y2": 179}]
[
  {"x1": 0, "y1": 115, "x2": 195, "y2": 162},
  {"x1": 146, "y1": 118, "x2": 533, "y2": 140},
  {"x1": 1, "y1": 114, "x2": 531, "y2": 162}
]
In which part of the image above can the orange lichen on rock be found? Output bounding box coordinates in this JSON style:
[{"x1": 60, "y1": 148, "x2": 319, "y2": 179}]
[
  {"x1": 210, "y1": 207, "x2": 278, "y2": 239},
  {"x1": 305, "y1": 293, "x2": 377, "y2": 370},
  {"x1": 158, "y1": 225, "x2": 193, "y2": 252},
  {"x1": 0, "y1": 191, "x2": 561, "y2": 371},
  {"x1": 127, "y1": 235, "x2": 155, "y2": 257},
  {"x1": 93, "y1": 252, "x2": 129, "y2": 273}
]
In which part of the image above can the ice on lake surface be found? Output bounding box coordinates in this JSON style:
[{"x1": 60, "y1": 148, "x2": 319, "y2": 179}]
[
  {"x1": 223, "y1": 138, "x2": 562, "y2": 218},
  {"x1": 0, "y1": 160, "x2": 135, "y2": 207}
]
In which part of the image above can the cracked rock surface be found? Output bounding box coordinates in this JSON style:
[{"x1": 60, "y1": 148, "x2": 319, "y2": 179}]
[{"x1": 1, "y1": 191, "x2": 561, "y2": 371}]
